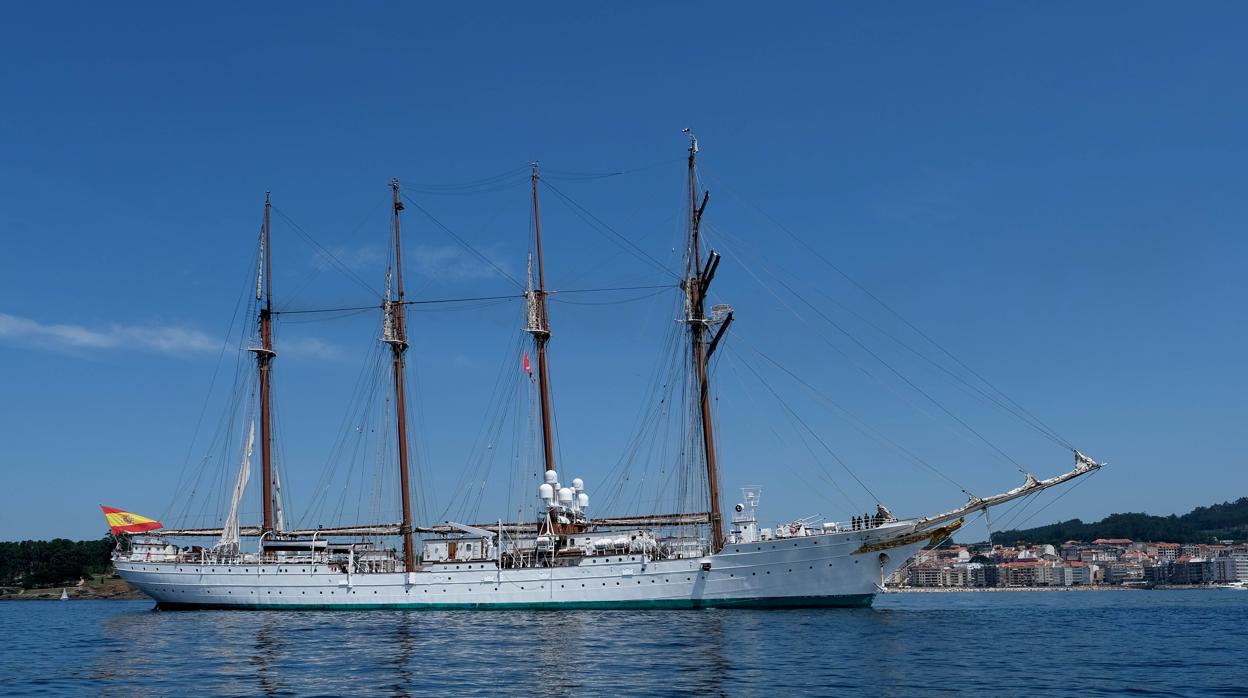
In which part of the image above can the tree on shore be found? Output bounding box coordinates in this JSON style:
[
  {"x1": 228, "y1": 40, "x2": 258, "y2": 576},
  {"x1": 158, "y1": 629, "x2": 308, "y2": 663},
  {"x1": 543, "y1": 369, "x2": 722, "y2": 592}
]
[
  {"x1": 991, "y1": 497, "x2": 1248, "y2": 546},
  {"x1": 0, "y1": 534, "x2": 115, "y2": 589}
]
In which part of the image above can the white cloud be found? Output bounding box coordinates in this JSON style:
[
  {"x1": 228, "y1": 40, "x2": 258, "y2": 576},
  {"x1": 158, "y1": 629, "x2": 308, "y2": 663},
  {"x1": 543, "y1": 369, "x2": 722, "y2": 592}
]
[
  {"x1": 279, "y1": 335, "x2": 344, "y2": 361},
  {"x1": 309, "y1": 242, "x2": 514, "y2": 284},
  {"x1": 0, "y1": 313, "x2": 346, "y2": 361},
  {"x1": 410, "y1": 244, "x2": 513, "y2": 281},
  {"x1": 311, "y1": 244, "x2": 385, "y2": 272},
  {"x1": 0, "y1": 312, "x2": 220, "y2": 355}
]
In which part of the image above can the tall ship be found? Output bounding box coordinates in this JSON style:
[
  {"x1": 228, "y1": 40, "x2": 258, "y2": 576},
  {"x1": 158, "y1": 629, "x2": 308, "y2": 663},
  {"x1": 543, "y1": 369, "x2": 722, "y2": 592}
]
[{"x1": 112, "y1": 134, "x2": 1101, "y2": 609}]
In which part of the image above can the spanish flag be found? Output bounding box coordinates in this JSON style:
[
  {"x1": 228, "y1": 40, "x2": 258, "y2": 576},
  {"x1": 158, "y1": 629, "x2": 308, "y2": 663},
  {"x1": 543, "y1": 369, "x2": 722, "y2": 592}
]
[{"x1": 101, "y1": 506, "x2": 163, "y2": 535}]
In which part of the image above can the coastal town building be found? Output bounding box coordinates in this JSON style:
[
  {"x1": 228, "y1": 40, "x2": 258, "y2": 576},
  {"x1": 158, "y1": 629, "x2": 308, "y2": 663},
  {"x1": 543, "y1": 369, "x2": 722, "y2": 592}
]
[{"x1": 892, "y1": 539, "x2": 1248, "y2": 589}]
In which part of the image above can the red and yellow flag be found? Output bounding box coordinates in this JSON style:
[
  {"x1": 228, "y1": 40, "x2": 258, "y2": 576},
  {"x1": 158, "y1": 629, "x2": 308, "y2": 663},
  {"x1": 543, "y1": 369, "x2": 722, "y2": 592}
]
[{"x1": 101, "y1": 506, "x2": 163, "y2": 535}]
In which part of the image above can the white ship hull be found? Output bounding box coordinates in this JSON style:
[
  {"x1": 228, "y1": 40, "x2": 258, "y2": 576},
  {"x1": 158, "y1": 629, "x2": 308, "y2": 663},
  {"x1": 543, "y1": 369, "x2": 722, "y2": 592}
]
[{"x1": 117, "y1": 526, "x2": 928, "y2": 610}]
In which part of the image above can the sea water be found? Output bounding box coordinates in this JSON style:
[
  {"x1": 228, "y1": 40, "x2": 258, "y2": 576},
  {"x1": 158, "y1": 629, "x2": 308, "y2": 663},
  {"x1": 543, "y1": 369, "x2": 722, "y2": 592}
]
[{"x1": 2, "y1": 590, "x2": 1245, "y2": 696}]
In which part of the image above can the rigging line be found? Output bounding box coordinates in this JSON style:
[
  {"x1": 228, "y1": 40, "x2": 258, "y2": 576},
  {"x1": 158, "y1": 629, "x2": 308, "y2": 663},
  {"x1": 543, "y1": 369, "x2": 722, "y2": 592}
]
[
  {"x1": 400, "y1": 193, "x2": 525, "y2": 290},
  {"x1": 803, "y1": 282, "x2": 1075, "y2": 451},
  {"x1": 732, "y1": 334, "x2": 973, "y2": 495},
  {"x1": 283, "y1": 192, "x2": 391, "y2": 307},
  {"x1": 722, "y1": 351, "x2": 863, "y2": 513},
  {"x1": 278, "y1": 308, "x2": 376, "y2": 324},
  {"x1": 163, "y1": 251, "x2": 255, "y2": 522},
  {"x1": 549, "y1": 283, "x2": 678, "y2": 295},
  {"x1": 404, "y1": 180, "x2": 530, "y2": 197},
  {"x1": 404, "y1": 179, "x2": 531, "y2": 197},
  {"x1": 551, "y1": 289, "x2": 671, "y2": 306},
  {"x1": 544, "y1": 157, "x2": 683, "y2": 181},
  {"x1": 710, "y1": 237, "x2": 1002, "y2": 466},
  {"x1": 996, "y1": 469, "x2": 1100, "y2": 538},
  {"x1": 275, "y1": 294, "x2": 525, "y2": 315},
  {"x1": 539, "y1": 179, "x2": 682, "y2": 280},
  {"x1": 730, "y1": 344, "x2": 882, "y2": 504},
  {"x1": 271, "y1": 206, "x2": 382, "y2": 297},
  {"x1": 401, "y1": 166, "x2": 531, "y2": 191},
  {"x1": 771, "y1": 274, "x2": 1030, "y2": 476},
  {"x1": 892, "y1": 509, "x2": 993, "y2": 583},
  {"x1": 699, "y1": 166, "x2": 1075, "y2": 451},
  {"x1": 990, "y1": 491, "x2": 1044, "y2": 539}
]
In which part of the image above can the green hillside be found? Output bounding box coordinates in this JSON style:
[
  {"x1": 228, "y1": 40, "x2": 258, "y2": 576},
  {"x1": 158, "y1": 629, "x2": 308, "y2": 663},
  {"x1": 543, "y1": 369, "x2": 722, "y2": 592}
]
[
  {"x1": 990, "y1": 497, "x2": 1248, "y2": 546},
  {"x1": 0, "y1": 535, "x2": 114, "y2": 588}
]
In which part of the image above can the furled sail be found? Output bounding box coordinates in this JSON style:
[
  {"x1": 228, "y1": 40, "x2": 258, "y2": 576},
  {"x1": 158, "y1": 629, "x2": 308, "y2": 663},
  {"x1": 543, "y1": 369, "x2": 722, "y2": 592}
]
[
  {"x1": 217, "y1": 421, "x2": 255, "y2": 552},
  {"x1": 273, "y1": 459, "x2": 286, "y2": 533}
]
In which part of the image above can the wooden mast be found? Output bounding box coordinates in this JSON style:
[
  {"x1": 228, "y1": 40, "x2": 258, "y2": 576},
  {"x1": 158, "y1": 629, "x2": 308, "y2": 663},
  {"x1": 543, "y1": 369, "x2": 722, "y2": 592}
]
[
  {"x1": 684, "y1": 131, "x2": 726, "y2": 553},
  {"x1": 528, "y1": 162, "x2": 556, "y2": 475},
  {"x1": 386, "y1": 179, "x2": 417, "y2": 573},
  {"x1": 255, "y1": 192, "x2": 277, "y2": 536}
]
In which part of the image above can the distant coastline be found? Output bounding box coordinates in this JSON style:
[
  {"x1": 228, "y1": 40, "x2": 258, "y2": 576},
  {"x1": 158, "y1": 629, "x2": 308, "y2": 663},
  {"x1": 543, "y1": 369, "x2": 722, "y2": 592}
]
[{"x1": 887, "y1": 585, "x2": 1221, "y2": 593}]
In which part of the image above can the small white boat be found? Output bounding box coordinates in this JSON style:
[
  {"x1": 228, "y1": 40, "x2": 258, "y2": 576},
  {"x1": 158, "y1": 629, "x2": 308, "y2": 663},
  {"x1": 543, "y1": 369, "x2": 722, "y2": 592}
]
[{"x1": 59, "y1": 589, "x2": 68, "y2": 601}]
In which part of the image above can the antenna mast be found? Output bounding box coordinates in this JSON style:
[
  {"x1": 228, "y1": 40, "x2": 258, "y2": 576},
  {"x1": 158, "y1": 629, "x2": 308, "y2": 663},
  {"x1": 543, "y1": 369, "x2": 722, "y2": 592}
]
[
  {"x1": 683, "y1": 130, "x2": 730, "y2": 553},
  {"x1": 527, "y1": 162, "x2": 557, "y2": 475},
  {"x1": 251, "y1": 191, "x2": 277, "y2": 537},
  {"x1": 387, "y1": 179, "x2": 417, "y2": 573}
]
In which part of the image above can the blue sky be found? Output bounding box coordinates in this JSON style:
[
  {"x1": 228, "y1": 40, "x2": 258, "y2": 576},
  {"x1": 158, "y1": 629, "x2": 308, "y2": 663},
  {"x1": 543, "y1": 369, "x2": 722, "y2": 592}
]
[{"x1": 1, "y1": 4, "x2": 1244, "y2": 542}]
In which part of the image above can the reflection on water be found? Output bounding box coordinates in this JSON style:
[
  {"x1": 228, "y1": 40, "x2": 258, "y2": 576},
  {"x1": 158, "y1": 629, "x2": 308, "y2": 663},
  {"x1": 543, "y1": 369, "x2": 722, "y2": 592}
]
[
  {"x1": 251, "y1": 613, "x2": 285, "y2": 697},
  {"x1": 5, "y1": 591, "x2": 1248, "y2": 696}
]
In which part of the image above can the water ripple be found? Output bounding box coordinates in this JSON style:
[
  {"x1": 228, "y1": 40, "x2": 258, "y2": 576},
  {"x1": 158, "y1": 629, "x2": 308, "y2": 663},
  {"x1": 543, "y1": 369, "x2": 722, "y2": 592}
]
[{"x1": 1, "y1": 590, "x2": 1246, "y2": 696}]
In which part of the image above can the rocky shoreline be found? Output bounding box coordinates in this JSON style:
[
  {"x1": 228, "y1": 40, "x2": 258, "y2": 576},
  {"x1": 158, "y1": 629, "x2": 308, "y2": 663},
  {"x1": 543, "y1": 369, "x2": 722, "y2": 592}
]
[{"x1": 0, "y1": 577, "x2": 148, "y2": 601}]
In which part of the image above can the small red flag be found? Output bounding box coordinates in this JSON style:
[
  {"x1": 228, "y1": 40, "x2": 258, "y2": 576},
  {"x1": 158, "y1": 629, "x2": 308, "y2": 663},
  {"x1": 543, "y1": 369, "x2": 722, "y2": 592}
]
[{"x1": 523, "y1": 351, "x2": 532, "y2": 375}]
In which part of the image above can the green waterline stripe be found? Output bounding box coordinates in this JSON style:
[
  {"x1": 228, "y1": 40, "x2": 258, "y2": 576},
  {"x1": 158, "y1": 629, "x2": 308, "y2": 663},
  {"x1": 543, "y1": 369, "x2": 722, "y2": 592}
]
[{"x1": 154, "y1": 594, "x2": 875, "y2": 611}]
